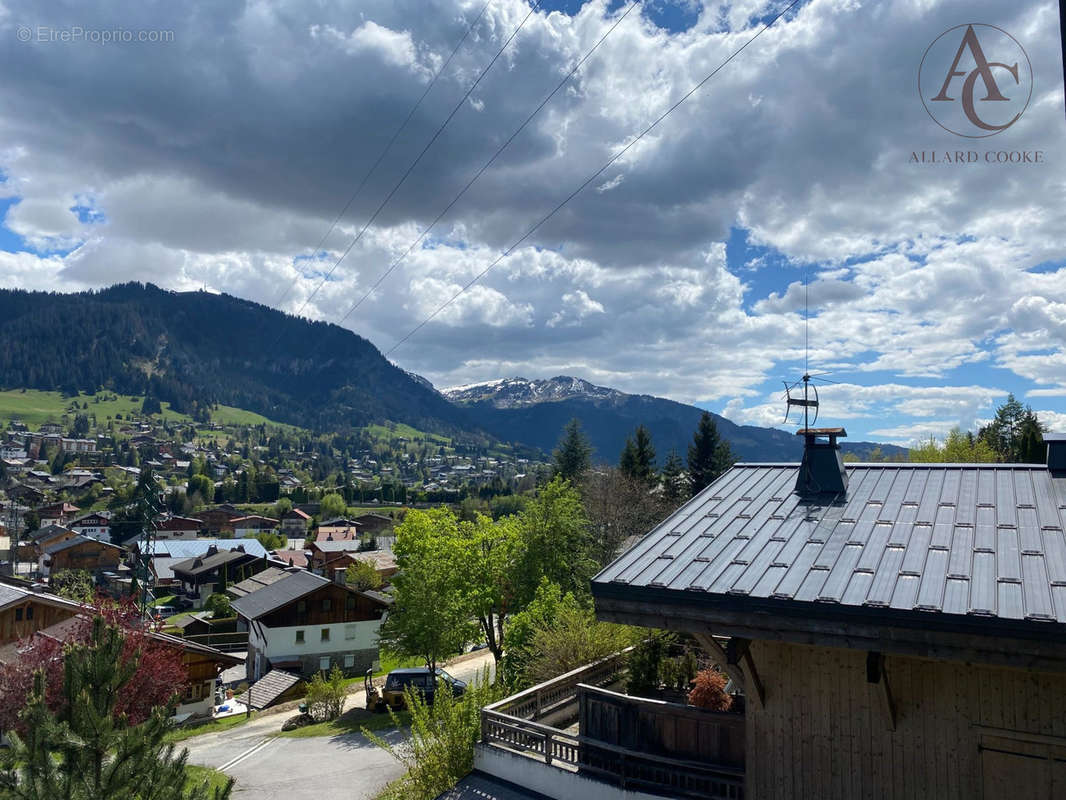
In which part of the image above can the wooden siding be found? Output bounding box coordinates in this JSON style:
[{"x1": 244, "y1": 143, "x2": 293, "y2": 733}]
[
  {"x1": 579, "y1": 685, "x2": 745, "y2": 769},
  {"x1": 0, "y1": 601, "x2": 77, "y2": 645},
  {"x1": 48, "y1": 540, "x2": 122, "y2": 572},
  {"x1": 746, "y1": 640, "x2": 1066, "y2": 800},
  {"x1": 259, "y1": 583, "x2": 385, "y2": 627}
]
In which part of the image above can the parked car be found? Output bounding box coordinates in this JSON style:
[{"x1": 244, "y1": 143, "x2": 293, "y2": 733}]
[
  {"x1": 368, "y1": 667, "x2": 467, "y2": 711},
  {"x1": 153, "y1": 605, "x2": 177, "y2": 617}
]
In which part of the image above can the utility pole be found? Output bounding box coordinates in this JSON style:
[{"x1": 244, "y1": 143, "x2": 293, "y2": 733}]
[{"x1": 135, "y1": 470, "x2": 164, "y2": 619}]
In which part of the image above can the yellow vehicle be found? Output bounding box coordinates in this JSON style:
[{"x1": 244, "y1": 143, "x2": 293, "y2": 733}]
[{"x1": 365, "y1": 667, "x2": 467, "y2": 713}]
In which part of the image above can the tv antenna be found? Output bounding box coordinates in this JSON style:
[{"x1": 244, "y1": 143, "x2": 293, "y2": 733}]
[{"x1": 782, "y1": 267, "x2": 838, "y2": 429}]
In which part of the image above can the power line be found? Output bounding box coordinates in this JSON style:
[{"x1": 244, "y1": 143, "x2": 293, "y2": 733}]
[
  {"x1": 385, "y1": 0, "x2": 805, "y2": 357},
  {"x1": 275, "y1": 0, "x2": 493, "y2": 313},
  {"x1": 283, "y1": 0, "x2": 545, "y2": 327},
  {"x1": 330, "y1": 0, "x2": 642, "y2": 331}
]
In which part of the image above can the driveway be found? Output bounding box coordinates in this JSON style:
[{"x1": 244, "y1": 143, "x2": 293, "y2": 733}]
[{"x1": 181, "y1": 650, "x2": 496, "y2": 798}]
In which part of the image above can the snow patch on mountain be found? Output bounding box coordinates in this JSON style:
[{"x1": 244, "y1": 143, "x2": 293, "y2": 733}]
[{"x1": 443, "y1": 376, "x2": 624, "y2": 408}]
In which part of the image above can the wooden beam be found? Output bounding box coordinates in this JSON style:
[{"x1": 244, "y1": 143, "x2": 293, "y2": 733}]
[
  {"x1": 594, "y1": 596, "x2": 1066, "y2": 674},
  {"x1": 694, "y1": 633, "x2": 762, "y2": 710},
  {"x1": 866, "y1": 651, "x2": 896, "y2": 731}
]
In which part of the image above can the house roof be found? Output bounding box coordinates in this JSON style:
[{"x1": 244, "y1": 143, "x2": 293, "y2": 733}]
[
  {"x1": 140, "y1": 538, "x2": 269, "y2": 559},
  {"x1": 226, "y1": 566, "x2": 297, "y2": 599},
  {"x1": 231, "y1": 570, "x2": 389, "y2": 620},
  {"x1": 231, "y1": 515, "x2": 278, "y2": 526},
  {"x1": 43, "y1": 534, "x2": 125, "y2": 555},
  {"x1": 231, "y1": 570, "x2": 330, "y2": 619},
  {"x1": 29, "y1": 524, "x2": 74, "y2": 543},
  {"x1": 0, "y1": 580, "x2": 85, "y2": 615},
  {"x1": 272, "y1": 549, "x2": 309, "y2": 569},
  {"x1": 234, "y1": 668, "x2": 301, "y2": 710},
  {"x1": 319, "y1": 518, "x2": 360, "y2": 528},
  {"x1": 311, "y1": 540, "x2": 368, "y2": 553},
  {"x1": 170, "y1": 548, "x2": 255, "y2": 577},
  {"x1": 593, "y1": 463, "x2": 1066, "y2": 646}
]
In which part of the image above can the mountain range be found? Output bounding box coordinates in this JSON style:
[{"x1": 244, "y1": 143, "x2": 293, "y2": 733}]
[
  {"x1": 443, "y1": 376, "x2": 903, "y2": 462},
  {"x1": 0, "y1": 284, "x2": 904, "y2": 462}
]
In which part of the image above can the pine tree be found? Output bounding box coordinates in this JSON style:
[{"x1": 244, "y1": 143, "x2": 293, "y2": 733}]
[
  {"x1": 619, "y1": 425, "x2": 655, "y2": 481},
  {"x1": 688, "y1": 413, "x2": 734, "y2": 497},
  {"x1": 552, "y1": 419, "x2": 592, "y2": 481},
  {"x1": 660, "y1": 449, "x2": 686, "y2": 504},
  {"x1": 0, "y1": 617, "x2": 232, "y2": 800}
]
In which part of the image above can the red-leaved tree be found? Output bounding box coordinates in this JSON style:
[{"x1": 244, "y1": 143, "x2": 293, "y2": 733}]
[{"x1": 0, "y1": 596, "x2": 188, "y2": 734}]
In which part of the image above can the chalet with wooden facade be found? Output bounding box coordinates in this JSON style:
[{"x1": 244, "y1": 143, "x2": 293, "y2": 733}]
[
  {"x1": 231, "y1": 570, "x2": 390, "y2": 681},
  {"x1": 0, "y1": 613, "x2": 241, "y2": 720},
  {"x1": 37, "y1": 502, "x2": 80, "y2": 528},
  {"x1": 193, "y1": 505, "x2": 242, "y2": 535},
  {"x1": 232, "y1": 514, "x2": 279, "y2": 536},
  {"x1": 0, "y1": 579, "x2": 84, "y2": 645},
  {"x1": 170, "y1": 546, "x2": 273, "y2": 607},
  {"x1": 468, "y1": 432, "x2": 1066, "y2": 800},
  {"x1": 40, "y1": 535, "x2": 125, "y2": 577},
  {"x1": 280, "y1": 508, "x2": 311, "y2": 536},
  {"x1": 154, "y1": 515, "x2": 203, "y2": 539}
]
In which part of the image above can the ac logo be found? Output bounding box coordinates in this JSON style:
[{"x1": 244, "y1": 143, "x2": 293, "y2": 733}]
[{"x1": 918, "y1": 24, "x2": 1032, "y2": 138}]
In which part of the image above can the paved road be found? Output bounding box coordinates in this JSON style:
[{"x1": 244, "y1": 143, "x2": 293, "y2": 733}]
[{"x1": 182, "y1": 650, "x2": 496, "y2": 799}]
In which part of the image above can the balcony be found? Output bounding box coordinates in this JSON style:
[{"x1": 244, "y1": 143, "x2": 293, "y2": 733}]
[{"x1": 477, "y1": 651, "x2": 745, "y2": 800}]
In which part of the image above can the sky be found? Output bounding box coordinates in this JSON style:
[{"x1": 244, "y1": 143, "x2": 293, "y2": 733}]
[{"x1": 0, "y1": 0, "x2": 1063, "y2": 444}]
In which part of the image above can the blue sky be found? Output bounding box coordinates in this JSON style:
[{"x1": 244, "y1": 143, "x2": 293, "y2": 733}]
[{"x1": 0, "y1": 0, "x2": 1062, "y2": 444}]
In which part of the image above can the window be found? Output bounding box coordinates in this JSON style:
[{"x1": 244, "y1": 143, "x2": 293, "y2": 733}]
[
  {"x1": 14, "y1": 608, "x2": 22, "y2": 621},
  {"x1": 343, "y1": 654, "x2": 355, "y2": 668},
  {"x1": 322, "y1": 597, "x2": 331, "y2": 612},
  {"x1": 296, "y1": 599, "x2": 306, "y2": 613},
  {"x1": 26, "y1": 606, "x2": 33, "y2": 620},
  {"x1": 295, "y1": 629, "x2": 305, "y2": 644},
  {"x1": 345, "y1": 595, "x2": 355, "y2": 610},
  {"x1": 344, "y1": 624, "x2": 357, "y2": 640},
  {"x1": 319, "y1": 656, "x2": 330, "y2": 671},
  {"x1": 320, "y1": 628, "x2": 330, "y2": 642}
]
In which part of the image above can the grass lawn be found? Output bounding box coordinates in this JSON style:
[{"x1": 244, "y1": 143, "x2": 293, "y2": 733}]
[
  {"x1": 273, "y1": 706, "x2": 411, "y2": 739},
  {"x1": 184, "y1": 765, "x2": 232, "y2": 795},
  {"x1": 150, "y1": 594, "x2": 176, "y2": 607},
  {"x1": 167, "y1": 713, "x2": 254, "y2": 744}
]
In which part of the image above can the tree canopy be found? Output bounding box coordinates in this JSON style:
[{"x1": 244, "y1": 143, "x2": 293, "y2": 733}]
[
  {"x1": 619, "y1": 425, "x2": 656, "y2": 481},
  {"x1": 0, "y1": 617, "x2": 230, "y2": 800}
]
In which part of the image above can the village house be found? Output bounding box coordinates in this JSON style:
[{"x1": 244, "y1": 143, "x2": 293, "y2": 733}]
[
  {"x1": 279, "y1": 508, "x2": 311, "y2": 537},
  {"x1": 272, "y1": 548, "x2": 310, "y2": 569},
  {"x1": 0, "y1": 578, "x2": 84, "y2": 645},
  {"x1": 154, "y1": 515, "x2": 203, "y2": 539},
  {"x1": 40, "y1": 535, "x2": 125, "y2": 578},
  {"x1": 0, "y1": 614, "x2": 241, "y2": 721},
  {"x1": 37, "y1": 502, "x2": 80, "y2": 528},
  {"x1": 310, "y1": 542, "x2": 397, "y2": 583},
  {"x1": 232, "y1": 570, "x2": 390, "y2": 682},
  {"x1": 315, "y1": 518, "x2": 361, "y2": 542},
  {"x1": 352, "y1": 512, "x2": 394, "y2": 537},
  {"x1": 67, "y1": 511, "x2": 111, "y2": 543},
  {"x1": 469, "y1": 431, "x2": 1066, "y2": 800},
  {"x1": 193, "y1": 505, "x2": 243, "y2": 535},
  {"x1": 170, "y1": 546, "x2": 276, "y2": 607},
  {"x1": 231, "y1": 514, "x2": 279, "y2": 537},
  {"x1": 24, "y1": 524, "x2": 77, "y2": 561}
]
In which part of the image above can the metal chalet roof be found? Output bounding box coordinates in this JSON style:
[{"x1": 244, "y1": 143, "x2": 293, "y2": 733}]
[
  {"x1": 230, "y1": 570, "x2": 331, "y2": 619},
  {"x1": 594, "y1": 463, "x2": 1066, "y2": 629},
  {"x1": 141, "y1": 539, "x2": 269, "y2": 559}
]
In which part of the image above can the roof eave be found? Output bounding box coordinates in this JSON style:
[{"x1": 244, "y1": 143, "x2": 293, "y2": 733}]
[{"x1": 592, "y1": 582, "x2": 1066, "y2": 673}]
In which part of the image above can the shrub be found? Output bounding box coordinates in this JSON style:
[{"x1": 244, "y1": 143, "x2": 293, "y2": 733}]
[
  {"x1": 304, "y1": 666, "x2": 346, "y2": 721},
  {"x1": 204, "y1": 593, "x2": 233, "y2": 620},
  {"x1": 364, "y1": 668, "x2": 502, "y2": 800},
  {"x1": 688, "y1": 668, "x2": 732, "y2": 711}
]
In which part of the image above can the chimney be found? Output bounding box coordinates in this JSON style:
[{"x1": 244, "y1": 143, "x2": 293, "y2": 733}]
[
  {"x1": 332, "y1": 567, "x2": 346, "y2": 585},
  {"x1": 796, "y1": 427, "x2": 848, "y2": 496},
  {"x1": 1047, "y1": 433, "x2": 1066, "y2": 474}
]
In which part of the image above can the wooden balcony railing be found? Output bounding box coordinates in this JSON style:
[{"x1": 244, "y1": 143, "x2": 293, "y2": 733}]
[{"x1": 481, "y1": 651, "x2": 744, "y2": 800}]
